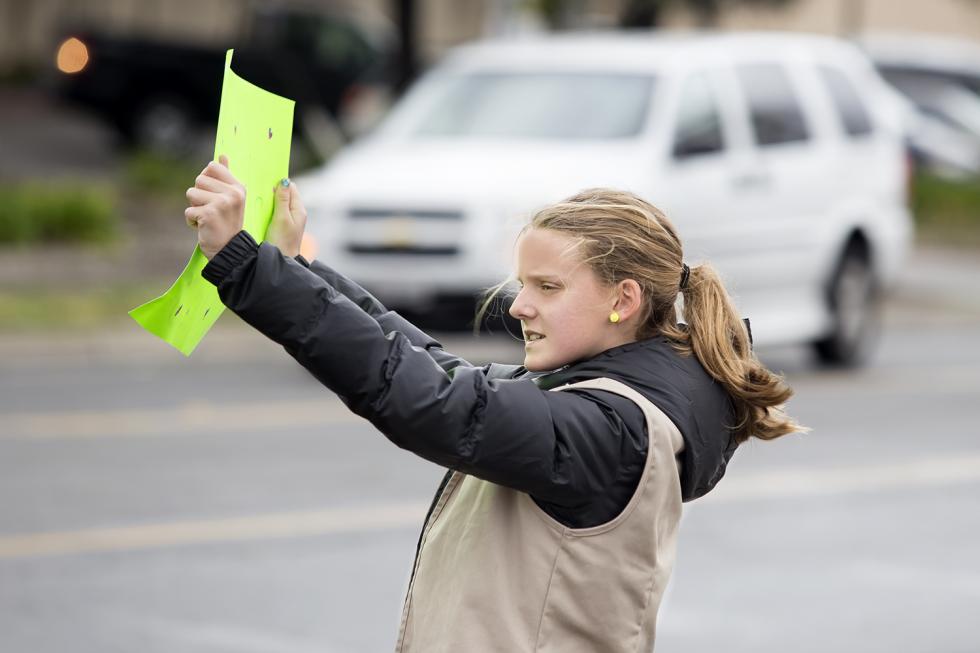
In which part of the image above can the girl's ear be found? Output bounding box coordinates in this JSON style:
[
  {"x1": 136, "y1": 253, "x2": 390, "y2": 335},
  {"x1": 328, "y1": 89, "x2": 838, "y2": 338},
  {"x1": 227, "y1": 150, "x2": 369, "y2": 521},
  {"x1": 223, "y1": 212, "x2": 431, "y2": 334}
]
[{"x1": 614, "y1": 279, "x2": 643, "y2": 320}]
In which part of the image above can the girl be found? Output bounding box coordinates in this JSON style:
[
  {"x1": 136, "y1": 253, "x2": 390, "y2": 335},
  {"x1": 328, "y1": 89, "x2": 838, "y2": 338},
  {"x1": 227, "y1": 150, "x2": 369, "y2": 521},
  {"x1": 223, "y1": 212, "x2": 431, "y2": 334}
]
[{"x1": 185, "y1": 157, "x2": 803, "y2": 652}]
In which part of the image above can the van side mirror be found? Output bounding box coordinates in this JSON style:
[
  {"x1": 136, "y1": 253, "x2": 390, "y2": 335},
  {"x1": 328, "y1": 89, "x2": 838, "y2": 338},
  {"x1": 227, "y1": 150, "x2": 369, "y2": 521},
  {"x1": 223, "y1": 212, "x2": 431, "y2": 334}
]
[{"x1": 672, "y1": 130, "x2": 723, "y2": 159}]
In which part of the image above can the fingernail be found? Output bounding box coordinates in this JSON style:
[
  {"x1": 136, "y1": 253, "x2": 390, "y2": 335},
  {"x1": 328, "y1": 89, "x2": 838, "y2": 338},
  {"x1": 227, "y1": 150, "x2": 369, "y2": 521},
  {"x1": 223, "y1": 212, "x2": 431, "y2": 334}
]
[{"x1": 280, "y1": 178, "x2": 290, "y2": 188}]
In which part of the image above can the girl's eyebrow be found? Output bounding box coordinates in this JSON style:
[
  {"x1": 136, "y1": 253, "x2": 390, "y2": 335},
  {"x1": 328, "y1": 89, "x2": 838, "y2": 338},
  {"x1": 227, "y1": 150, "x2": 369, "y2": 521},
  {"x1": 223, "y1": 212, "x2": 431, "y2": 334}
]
[{"x1": 516, "y1": 274, "x2": 560, "y2": 283}]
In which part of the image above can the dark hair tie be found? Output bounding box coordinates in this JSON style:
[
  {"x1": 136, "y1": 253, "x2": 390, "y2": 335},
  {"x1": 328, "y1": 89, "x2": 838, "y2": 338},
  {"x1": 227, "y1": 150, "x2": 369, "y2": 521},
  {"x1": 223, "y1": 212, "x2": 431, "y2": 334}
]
[{"x1": 679, "y1": 263, "x2": 691, "y2": 291}]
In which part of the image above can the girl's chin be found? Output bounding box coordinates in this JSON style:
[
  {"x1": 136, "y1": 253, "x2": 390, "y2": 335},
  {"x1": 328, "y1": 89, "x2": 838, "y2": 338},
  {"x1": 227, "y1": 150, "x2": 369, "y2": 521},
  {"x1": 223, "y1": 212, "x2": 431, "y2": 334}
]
[{"x1": 523, "y1": 355, "x2": 553, "y2": 373}]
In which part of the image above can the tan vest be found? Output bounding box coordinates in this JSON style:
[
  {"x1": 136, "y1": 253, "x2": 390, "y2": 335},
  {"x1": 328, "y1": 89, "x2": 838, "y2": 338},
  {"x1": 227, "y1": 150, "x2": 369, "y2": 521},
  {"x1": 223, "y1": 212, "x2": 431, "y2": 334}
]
[{"x1": 395, "y1": 377, "x2": 686, "y2": 652}]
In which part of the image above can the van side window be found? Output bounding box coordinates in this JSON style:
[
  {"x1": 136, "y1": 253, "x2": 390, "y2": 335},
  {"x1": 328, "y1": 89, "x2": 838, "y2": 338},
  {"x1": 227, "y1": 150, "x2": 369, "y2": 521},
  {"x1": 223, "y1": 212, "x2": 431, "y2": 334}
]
[
  {"x1": 736, "y1": 63, "x2": 809, "y2": 146},
  {"x1": 672, "y1": 73, "x2": 724, "y2": 159},
  {"x1": 817, "y1": 65, "x2": 873, "y2": 137}
]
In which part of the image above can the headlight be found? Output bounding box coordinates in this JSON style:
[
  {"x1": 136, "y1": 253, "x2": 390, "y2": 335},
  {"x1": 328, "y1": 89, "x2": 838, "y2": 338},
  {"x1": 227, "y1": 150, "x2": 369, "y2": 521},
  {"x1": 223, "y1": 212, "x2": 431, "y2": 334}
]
[{"x1": 300, "y1": 232, "x2": 319, "y2": 261}]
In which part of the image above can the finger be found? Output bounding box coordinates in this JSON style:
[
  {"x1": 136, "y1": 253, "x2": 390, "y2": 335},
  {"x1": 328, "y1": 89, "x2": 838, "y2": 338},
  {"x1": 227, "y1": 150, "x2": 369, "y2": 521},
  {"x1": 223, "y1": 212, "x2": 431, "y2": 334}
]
[
  {"x1": 202, "y1": 158, "x2": 239, "y2": 185},
  {"x1": 186, "y1": 186, "x2": 220, "y2": 207},
  {"x1": 194, "y1": 172, "x2": 231, "y2": 194},
  {"x1": 218, "y1": 154, "x2": 229, "y2": 167},
  {"x1": 274, "y1": 178, "x2": 292, "y2": 216},
  {"x1": 184, "y1": 206, "x2": 202, "y2": 229},
  {"x1": 289, "y1": 184, "x2": 307, "y2": 228}
]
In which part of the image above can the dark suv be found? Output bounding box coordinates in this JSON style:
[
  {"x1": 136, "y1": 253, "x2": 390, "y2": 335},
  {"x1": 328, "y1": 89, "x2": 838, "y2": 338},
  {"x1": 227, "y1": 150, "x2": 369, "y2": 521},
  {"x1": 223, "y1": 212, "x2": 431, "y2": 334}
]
[{"x1": 49, "y1": 6, "x2": 394, "y2": 154}]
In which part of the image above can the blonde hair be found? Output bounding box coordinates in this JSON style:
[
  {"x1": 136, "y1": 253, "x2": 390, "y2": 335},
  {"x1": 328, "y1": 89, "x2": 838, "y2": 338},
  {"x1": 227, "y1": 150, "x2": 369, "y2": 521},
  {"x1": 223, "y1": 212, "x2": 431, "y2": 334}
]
[{"x1": 476, "y1": 188, "x2": 804, "y2": 444}]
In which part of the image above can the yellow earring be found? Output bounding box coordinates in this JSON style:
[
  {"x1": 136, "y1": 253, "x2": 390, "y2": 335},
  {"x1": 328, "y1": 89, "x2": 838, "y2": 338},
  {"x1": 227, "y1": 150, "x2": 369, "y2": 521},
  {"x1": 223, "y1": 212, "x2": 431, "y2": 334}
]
[{"x1": 609, "y1": 311, "x2": 620, "y2": 324}]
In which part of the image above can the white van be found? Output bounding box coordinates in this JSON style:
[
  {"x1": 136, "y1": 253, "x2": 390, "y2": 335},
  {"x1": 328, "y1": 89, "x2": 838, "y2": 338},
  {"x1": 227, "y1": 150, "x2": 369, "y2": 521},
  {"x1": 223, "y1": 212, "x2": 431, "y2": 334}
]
[{"x1": 299, "y1": 31, "x2": 913, "y2": 366}]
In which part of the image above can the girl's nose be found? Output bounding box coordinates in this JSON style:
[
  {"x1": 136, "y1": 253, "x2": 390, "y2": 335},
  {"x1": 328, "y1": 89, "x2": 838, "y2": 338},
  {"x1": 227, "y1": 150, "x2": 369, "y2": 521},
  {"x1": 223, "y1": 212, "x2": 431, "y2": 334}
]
[{"x1": 508, "y1": 289, "x2": 534, "y2": 321}]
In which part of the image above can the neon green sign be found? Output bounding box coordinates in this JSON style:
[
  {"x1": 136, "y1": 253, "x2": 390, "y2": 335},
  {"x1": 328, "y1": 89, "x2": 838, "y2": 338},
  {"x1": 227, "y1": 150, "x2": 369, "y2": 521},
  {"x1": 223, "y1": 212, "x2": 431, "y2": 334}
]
[{"x1": 129, "y1": 50, "x2": 294, "y2": 355}]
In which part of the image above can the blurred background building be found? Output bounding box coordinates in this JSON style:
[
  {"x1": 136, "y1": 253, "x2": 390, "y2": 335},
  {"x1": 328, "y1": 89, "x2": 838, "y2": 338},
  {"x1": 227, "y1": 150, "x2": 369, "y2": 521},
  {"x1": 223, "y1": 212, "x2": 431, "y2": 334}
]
[{"x1": 2, "y1": 0, "x2": 979, "y2": 78}]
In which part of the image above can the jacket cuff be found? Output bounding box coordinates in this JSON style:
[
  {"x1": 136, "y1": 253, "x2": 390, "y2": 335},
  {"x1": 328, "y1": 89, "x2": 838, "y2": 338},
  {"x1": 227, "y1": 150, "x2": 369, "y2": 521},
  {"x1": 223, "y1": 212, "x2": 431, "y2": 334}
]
[
  {"x1": 295, "y1": 254, "x2": 311, "y2": 268},
  {"x1": 202, "y1": 230, "x2": 259, "y2": 286}
]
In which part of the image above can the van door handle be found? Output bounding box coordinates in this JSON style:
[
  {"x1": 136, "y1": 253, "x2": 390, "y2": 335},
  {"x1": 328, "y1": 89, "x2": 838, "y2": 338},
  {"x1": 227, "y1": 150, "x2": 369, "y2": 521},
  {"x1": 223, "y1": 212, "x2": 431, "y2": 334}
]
[{"x1": 731, "y1": 172, "x2": 770, "y2": 189}]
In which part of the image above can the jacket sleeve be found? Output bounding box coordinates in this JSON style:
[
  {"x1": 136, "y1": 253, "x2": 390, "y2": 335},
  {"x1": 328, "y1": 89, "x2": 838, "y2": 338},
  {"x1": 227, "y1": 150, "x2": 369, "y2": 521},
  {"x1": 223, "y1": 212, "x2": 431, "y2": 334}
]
[
  {"x1": 203, "y1": 232, "x2": 634, "y2": 509},
  {"x1": 290, "y1": 252, "x2": 475, "y2": 374}
]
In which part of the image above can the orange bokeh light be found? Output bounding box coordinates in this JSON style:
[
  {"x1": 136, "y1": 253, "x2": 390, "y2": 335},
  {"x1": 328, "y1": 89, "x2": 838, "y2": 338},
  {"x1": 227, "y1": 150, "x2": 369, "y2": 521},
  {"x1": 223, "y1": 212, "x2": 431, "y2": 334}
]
[
  {"x1": 56, "y1": 37, "x2": 89, "y2": 74},
  {"x1": 300, "y1": 233, "x2": 319, "y2": 261}
]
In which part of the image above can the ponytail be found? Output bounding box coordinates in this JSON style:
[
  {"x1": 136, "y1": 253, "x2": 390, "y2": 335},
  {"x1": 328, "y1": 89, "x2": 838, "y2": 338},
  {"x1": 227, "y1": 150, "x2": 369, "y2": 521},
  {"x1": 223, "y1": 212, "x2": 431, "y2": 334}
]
[{"x1": 662, "y1": 263, "x2": 804, "y2": 443}]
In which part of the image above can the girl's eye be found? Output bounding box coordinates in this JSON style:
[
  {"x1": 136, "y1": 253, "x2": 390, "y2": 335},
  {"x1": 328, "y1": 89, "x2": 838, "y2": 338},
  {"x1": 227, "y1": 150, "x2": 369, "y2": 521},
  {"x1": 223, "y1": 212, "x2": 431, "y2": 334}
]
[{"x1": 514, "y1": 282, "x2": 557, "y2": 291}]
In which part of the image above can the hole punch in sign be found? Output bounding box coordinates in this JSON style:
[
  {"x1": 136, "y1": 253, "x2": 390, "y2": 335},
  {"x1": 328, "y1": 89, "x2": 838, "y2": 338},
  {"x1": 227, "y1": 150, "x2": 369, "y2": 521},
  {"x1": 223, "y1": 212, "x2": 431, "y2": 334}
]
[{"x1": 129, "y1": 49, "x2": 294, "y2": 356}]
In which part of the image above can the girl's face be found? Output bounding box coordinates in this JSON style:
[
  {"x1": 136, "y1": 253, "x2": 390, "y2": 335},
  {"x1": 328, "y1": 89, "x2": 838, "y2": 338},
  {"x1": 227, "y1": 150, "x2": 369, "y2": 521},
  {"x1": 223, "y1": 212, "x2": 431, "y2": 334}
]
[{"x1": 509, "y1": 228, "x2": 633, "y2": 372}]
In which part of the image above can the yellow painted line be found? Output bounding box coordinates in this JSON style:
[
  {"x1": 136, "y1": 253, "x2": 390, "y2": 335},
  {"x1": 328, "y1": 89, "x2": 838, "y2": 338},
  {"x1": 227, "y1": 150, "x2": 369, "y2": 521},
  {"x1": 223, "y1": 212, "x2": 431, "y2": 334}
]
[
  {"x1": 790, "y1": 364, "x2": 980, "y2": 395},
  {"x1": 705, "y1": 453, "x2": 980, "y2": 503},
  {"x1": 0, "y1": 501, "x2": 430, "y2": 560},
  {"x1": 1, "y1": 398, "x2": 362, "y2": 439},
  {"x1": 3, "y1": 454, "x2": 980, "y2": 560}
]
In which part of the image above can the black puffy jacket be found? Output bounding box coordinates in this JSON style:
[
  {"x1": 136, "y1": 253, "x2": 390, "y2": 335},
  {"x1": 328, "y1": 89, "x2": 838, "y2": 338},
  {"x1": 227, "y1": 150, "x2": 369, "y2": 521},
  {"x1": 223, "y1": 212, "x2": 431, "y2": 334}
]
[{"x1": 202, "y1": 231, "x2": 739, "y2": 529}]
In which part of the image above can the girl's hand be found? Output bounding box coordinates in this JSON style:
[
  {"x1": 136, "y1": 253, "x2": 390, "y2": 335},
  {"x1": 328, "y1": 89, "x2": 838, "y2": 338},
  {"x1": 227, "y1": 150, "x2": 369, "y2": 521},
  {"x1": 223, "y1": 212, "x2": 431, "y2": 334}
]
[
  {"x1": 265, "y1": 179, "x2": 308, "y2": 258},
  {"x1": 184, "y1": 155, "x2": 245, "y2": 260}
]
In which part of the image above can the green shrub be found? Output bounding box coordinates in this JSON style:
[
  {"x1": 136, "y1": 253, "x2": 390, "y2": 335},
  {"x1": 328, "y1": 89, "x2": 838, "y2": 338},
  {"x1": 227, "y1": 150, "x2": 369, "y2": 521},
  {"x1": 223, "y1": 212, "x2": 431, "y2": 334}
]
[
  {"x1": 123, "y1": 150, "x2": 202, "y2": 197},
  {"x1": 913, "y1": 173, "x2": 980, "y2": 226},
  {"x1": 911, "y1": 173, "x2": 980, "y2": 247},
  {"x1": 0, "y1": 183, "x2": 119, "y2": 244}
]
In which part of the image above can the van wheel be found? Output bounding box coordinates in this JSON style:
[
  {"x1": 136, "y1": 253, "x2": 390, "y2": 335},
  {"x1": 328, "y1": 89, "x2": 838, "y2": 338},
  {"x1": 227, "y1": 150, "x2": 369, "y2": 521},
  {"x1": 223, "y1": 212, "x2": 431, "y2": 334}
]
[{"x1": 812, "y1": 245, "x2": 879, "y2": 367}]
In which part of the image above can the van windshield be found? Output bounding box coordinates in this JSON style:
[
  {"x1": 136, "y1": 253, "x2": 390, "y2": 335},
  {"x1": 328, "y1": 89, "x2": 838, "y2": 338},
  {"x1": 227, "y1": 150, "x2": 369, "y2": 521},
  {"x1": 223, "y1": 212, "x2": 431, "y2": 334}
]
[{"x1": 400, "y1": 72, "x2": 656, "y2": 140}]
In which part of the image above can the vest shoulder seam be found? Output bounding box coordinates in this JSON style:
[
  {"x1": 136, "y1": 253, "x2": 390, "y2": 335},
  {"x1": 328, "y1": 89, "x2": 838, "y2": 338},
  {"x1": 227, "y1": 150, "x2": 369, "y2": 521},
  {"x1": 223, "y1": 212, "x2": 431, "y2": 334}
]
[{"x1": 539, "y1": 378, "x2": 681, "y2": 537}]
